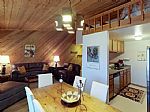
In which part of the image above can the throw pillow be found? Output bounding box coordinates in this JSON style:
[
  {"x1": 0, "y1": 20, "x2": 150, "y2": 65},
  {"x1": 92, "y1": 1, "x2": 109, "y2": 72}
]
[
  {"x1": 42, "y1": 64, "x2": 49, "y2": 71},
  {"x1": 17, "y1": 66, "x2": 26, "y2": 74},
  {"x1": 67, "y1": 64, "x2": 73, "y2": 71}
]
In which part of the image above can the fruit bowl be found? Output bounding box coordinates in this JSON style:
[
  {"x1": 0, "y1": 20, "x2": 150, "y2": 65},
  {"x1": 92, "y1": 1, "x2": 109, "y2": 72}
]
[{"x1": 61, "y1": 91, "x2": 80, "y2": 103}]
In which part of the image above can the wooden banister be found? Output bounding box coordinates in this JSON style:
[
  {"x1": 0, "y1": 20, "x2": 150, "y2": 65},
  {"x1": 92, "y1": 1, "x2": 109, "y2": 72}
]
[{"x1": 83, "y1": 0, "x2": 150, "y2": 35}]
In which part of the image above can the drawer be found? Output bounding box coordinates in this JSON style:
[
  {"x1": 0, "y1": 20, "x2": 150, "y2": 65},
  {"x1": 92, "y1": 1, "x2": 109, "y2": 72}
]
[
  {"x1": 109, "y1": 79, "x2": 114, "y2": 85},
  {"x1": 109, "y1": 75, "x2": 113, "y2": 79},
  {"x1": 109, "y1": 92, "x2": 114, "y2": 99},
  {"x1": 109, "y1": 85, "x2": 114, "y2": 91},
  {"x1": 120, "y1": 71, "x2": 123, "y2": 75}
]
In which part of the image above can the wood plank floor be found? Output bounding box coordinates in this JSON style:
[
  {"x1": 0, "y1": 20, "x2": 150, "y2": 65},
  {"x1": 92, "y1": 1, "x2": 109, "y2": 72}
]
[
  {"x1": 2, "y1": 82, "x2": 38, "y2": 112},
  {"x1": 3, "y1": 98, "x2": 28, "y2": 112},
  {"x1": 3, "y1": 81, "x2": 58, "y2": 112}
]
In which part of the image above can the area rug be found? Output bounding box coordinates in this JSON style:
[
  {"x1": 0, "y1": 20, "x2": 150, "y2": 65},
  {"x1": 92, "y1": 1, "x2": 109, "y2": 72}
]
[{"x1": 119, "y1": 86, "x2": 145, "y2": 103}]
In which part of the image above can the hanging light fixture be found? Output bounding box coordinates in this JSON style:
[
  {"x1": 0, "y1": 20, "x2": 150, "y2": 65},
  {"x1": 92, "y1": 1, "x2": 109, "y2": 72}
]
[
  {"x1": 55, "y1": 0, "x2": 84, "y2": 34},
  {"x1": 55, "y1": 15, "x2": 63, "y2": 31},
  {"x1": 76, "y1": 14, "x2": 84, "y2": 31}
]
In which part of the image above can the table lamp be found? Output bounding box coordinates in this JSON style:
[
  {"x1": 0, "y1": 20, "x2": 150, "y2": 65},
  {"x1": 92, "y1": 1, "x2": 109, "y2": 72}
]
[
  {"x1": 53, "y1": 55, "x2": 60, "y2": 68},
  {"x1": 0, "y1": 55, "x2": 10, "y2": 75}
]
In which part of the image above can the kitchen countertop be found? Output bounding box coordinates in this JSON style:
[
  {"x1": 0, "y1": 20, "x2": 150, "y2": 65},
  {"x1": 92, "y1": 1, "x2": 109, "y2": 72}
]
[{"x1": 109, "y1": 65, "x2": 131, "y2": 75}]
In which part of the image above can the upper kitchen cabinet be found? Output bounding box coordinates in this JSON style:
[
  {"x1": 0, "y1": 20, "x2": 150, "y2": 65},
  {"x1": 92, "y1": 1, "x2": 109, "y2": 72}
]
[
  {"x1": 117, "y1": 41, "x2": 124, "y2": 53},
  {"x1": 109, "y1": 39, "x2": 124, "y2": 53}
]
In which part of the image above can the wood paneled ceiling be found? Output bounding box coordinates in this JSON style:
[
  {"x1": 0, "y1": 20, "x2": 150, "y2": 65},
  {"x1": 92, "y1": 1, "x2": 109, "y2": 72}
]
[{"x1": 0, "y1": 0, "x2": 130, "y2": 31}]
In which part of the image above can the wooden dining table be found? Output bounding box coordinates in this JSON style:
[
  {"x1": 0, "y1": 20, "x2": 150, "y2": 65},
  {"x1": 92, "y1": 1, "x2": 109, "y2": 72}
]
[{"x1": 32, "y1": 83, "x2": 121, "y2": 112}]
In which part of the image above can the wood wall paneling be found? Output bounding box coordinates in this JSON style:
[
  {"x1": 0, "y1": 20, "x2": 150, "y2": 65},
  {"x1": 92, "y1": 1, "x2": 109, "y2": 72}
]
[{"x1": 0, "y1": 30, "x2": 82, "y2": 73}]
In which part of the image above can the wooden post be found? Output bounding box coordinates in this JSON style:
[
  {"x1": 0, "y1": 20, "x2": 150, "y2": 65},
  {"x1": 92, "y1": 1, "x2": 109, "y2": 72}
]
[
  {"x1": 94, "y1": 17, "x2": 96, "y2": 32},
  {"x1": 108, "y1": 13, "x2": 111, "y2": 28},
  {"x1": 117, "y1": 10, "x2": 120, "y2": 26},
  {"x1": 88, "y1": 19, "x2": 90, "y2": 34},
  {"x1": 128, "y1": 5, "x2": 131, "y2": 24},
  {"x1": 101, "y1": 15, "x2": 103, "y2": 31},
  {"x1": 140, "y1": 0, "x2": 144, "y2": 21}
]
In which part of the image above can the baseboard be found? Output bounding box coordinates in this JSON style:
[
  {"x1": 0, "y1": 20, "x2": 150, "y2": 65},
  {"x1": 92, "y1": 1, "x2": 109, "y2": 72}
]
[{"x1": 131, "y1": 83, "x2": 147, "y2": 89}]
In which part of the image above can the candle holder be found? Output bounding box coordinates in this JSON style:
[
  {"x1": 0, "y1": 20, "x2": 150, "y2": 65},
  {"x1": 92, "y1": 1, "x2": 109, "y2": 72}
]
[
  {"x1": 75, "y1": 80, "x2": 87, "y2": 112},
  {"x1": 57, "y1": 74, "x2": 64, "y2": 95}
]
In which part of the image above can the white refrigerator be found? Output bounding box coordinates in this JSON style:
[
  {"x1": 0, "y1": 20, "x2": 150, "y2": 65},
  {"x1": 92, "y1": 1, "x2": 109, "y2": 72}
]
[{"x1": 147, "y1": 47, "x2": 150, "y2": 112}]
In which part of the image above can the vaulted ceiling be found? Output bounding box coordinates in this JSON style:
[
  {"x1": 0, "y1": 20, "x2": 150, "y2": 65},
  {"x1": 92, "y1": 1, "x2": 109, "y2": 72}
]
[{"x1": 0, "y1": 0, "x2": 130, "y2": 31}]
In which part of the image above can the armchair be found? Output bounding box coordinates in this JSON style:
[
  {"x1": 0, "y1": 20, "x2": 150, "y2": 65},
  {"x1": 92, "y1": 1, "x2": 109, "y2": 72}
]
[{"x1": 57, "y1": 63, "x2": 81, "y2": 85}]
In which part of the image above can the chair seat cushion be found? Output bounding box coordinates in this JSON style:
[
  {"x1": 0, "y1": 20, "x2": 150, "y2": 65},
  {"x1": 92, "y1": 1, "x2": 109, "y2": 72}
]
[{"x1": 0, "y1": 81, "x2": 28, "y2": 101}]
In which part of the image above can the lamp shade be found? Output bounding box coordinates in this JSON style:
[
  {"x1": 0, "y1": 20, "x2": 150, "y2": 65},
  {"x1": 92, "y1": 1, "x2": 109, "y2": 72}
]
[
  {"x1": 0, "y1": 55, "x2": 10, "y2": 64},
  {"x1": 53, "y1": 56, "x2": 60, "y2": 62}
]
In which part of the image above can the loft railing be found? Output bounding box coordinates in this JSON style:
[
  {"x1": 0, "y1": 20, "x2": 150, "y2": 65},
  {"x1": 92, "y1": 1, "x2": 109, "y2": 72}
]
[{"x1": 83, "y1": 0, "x2": 150, "y2": 35}]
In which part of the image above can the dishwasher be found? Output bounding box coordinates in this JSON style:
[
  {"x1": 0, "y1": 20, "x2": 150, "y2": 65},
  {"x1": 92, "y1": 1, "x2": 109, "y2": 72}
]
[{"x1": 114, "y1": 73, "x2": 120, "y2": 95}]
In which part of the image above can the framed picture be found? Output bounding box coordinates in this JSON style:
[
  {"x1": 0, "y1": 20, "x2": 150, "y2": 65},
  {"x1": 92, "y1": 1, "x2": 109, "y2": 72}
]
[
  {"x1": 24, "y1": 44, "x2": 35, "y2": 57},
  {"x1": 87, "y1": 46, "x2": 100, "y2": 69},
  {"x1": 137, "y1": 51, "x2": 146, "y2": 61}
]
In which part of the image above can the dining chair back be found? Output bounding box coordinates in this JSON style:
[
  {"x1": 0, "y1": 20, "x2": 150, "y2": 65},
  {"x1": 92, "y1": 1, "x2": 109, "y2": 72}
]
[
  {"x1": 33, "y1": 99, "x2": 45, "y2": 112},
  {"x1": 73, "y1": 76, "x2": 86, "y2": 91},
  {"x1": 25, "y1": 87, "x2": 35, "y2": 112},
  {"x1": 38, "y1": 73, "x2": 53, "y2": 88},
  {"x1": 90, "y1": 81, "x2": 108, "y2": 103}
]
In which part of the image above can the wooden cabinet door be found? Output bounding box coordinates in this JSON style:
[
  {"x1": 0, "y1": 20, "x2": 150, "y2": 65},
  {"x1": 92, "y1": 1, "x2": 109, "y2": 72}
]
[
  {"x1": 123, "y1": 70, "x2": 127, "y2": 87},
  {"x1": 109, "y1": 39, "x2": 113, "y2": 52},
  {"x1": 127, "y1": 68, "x2": 131, "y2": 85},
  {"x1": 120, "y1": 41, "x2": 124, "y2": 53},
  {"x1": 117, "y1": 41, "x2": 121, "y2": 52},
  {"x1": 120, "y1": 71, "x2": 124, "y2": 90},
  {"x1": 112, "y1": 40, "x2": 118, "y2": 52},
  {"x1": 109, "y1": 78, "x2": 114, "y2": 99}
]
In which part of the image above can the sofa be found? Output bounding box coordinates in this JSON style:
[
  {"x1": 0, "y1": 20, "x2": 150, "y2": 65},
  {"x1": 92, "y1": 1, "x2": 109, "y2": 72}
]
[
  {"x1": 0, "y1": 81, "x2": 28, "y2": 110},
  {"x1": 11, "y1": 62, "x2": 51, "y2": 82},
  {"x1": 54, "y1": 63, "x2": 81, "y2": 85}
]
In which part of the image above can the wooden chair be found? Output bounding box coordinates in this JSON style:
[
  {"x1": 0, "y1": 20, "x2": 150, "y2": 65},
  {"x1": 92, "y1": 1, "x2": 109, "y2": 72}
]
[
  {"x1": 90, "y1": 81, "x2": 109, "y2": 103},
  {"x1": 38, "y1": 73, "x2": 53, "y2": 88},
  {"x1": 73, "y1": 76, "x2": 86, "y2": 91},
  {"x1": 25, "y1": 87, "x2": 35, "y2": 112},
  {"x1": 33, "y1": 99, "x2": 45, "y2": 112}
]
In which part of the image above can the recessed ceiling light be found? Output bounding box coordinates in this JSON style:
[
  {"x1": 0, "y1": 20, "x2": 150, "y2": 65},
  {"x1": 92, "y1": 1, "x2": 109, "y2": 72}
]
[
  {"x1": 63, "y1": 23, "x2": 71, "y2": 27},
  {"x1": 66, "y1": 26, "x2": 73, "y2": 30},
  {"x1": 133, "y1": 35, "x2": 143, "y2": 40},
  {"x1": 68, "y1": 30, "x2": 75, "y2": 34},
  {"x1": 56, "y1": 28, "x2": 63, "y2": 31},
  {"x1": 77, "y1": 28, "x2": 83, "y2": 31},
  {"x1": 62, "y1": 15, "x2": 72, "y2": 22}
]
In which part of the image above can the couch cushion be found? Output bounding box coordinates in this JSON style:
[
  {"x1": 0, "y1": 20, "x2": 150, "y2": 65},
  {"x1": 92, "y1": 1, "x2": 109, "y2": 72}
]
[
  {"x1": 42, "y1": 64, "x2": 49, "y2": 71},
  {"x1": 28, "y1": 62, "x2": 43, "y2": 68},
  {"x1": 67, "y1": 64, "x2": 73, "y2": 71},
  {"x1": 0, "y1": 81, "x2": 28, "y2": 101},
  {"x1": 29, "y1": 70, "x2": 49, "y2": 76},
  {"x1": 15, "y1": 63, "x2": 29, "y2": 71},
  {"x1": 17, "y1": 66, "x2": 26, "y2": 74}
]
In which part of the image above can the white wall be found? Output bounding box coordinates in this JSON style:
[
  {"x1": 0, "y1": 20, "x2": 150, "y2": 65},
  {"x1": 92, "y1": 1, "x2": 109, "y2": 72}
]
[
  {"x1": 82, "y1": 31, "x2": 109, "y2": 93},
  {"x1": 112, "y1": 40, "x2": 149, "y2": 87}
]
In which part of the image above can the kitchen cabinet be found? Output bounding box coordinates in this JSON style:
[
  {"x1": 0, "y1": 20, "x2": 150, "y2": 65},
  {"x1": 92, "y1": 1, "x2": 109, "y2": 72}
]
[
  {"x1": 109, "y1": 74, "x2": 114, "y2": 99},
  {"x1": 112, "y1": 40, "x2": 118, "y2": 52},
  {"x1": 109, "y1": 66, "x2": 131, "y2": 100},
  {"x1": 109, "y1": 39, "x2": 124, "y2": 53},
  {"x1": 120, "y1": 41, "x2": 124, "y2": 53},
  {"x1": 123, "y1": 70, "x2": 127, "y2": 87},
  {"x1": 127, "y1": 68, "x2": 131, "y2": 85},
  {"x1": 109, "y1": 39, "x2": 113, "y2": 52},
  {"x1": 120, "y1": 71, "x2": 124, "y2": 90}
]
